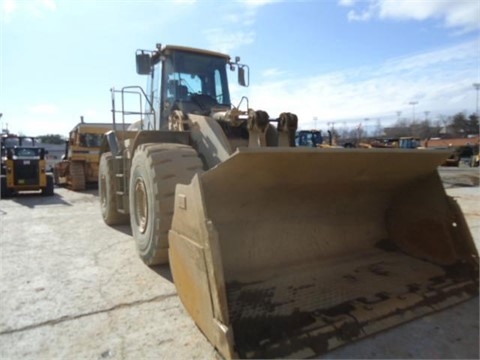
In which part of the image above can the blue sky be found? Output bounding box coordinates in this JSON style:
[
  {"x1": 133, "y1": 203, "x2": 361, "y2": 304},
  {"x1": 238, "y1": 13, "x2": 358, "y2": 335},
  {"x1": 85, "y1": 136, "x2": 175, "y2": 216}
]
[{"x1": 1, "y1": 0, "x2": 479, "y2": 136}]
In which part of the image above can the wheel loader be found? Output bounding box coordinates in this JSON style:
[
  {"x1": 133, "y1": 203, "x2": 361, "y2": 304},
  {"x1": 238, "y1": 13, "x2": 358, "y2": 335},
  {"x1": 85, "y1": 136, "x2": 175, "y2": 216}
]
[
  {"x1": 1, "y1": 134, "x2": 54, "y2": 197},
  {"x1": 54, "y1": 120, "x2": 116, "y2": 190},
  {"x1": 99, "y1": 44, "x2": 479, "y2": 359}
]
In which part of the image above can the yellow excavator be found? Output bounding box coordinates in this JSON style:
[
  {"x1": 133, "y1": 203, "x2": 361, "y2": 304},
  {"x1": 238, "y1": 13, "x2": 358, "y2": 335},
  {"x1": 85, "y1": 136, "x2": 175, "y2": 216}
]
[{"x1": 99, "y1": 44, "x2": 478, "y2": 359}]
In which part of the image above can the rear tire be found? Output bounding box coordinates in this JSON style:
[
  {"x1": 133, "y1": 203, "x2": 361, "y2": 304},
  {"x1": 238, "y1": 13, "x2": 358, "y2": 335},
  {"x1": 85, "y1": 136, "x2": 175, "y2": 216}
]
[
  {"x1": 70, "y1": 161, "x2": 86, "y2": 191},
  {"x1": 42, "y1": 175, "x2": 54, "y2": 196},
  {"x1": 99, "y1": 152, "x2": 129, "y2": 225},
  {"x1": 129, "y1": 143, "x2": 203, "y2": 265}
]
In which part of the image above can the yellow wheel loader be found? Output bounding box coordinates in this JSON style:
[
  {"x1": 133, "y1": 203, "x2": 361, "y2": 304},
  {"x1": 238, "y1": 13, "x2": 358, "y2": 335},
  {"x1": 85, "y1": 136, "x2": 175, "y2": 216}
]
[
  {"x1": 54, "y1": 121, "x2": 115, "y2": 191},
  {"x1": 99, "y1": 44, "x2": 478, "y2": 359},
  {"x1": 1, "y1": 135, "x2": 54, "y2": 197}
]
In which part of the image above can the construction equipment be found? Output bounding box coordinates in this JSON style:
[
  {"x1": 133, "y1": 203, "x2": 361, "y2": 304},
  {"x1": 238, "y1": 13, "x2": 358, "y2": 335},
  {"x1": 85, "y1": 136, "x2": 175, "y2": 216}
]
[
  {"x1": 54, "y1": 120, "x2": 114, "y2": 190},
  {"x1": 1, "y1": 134, "x2": 54, "y2": 197},
  {"x1": 296, "y1": 129, "x2": 342, "y2": 148},
  {"x1": 99, "y1": 44, "x2": 479, "y2": 359},
  {"x1": 370, "y1": 136, "x2": 421, "y2": 149},
  {"x1": 296, "y1": 130, "x2": 323, "y2": 147}
]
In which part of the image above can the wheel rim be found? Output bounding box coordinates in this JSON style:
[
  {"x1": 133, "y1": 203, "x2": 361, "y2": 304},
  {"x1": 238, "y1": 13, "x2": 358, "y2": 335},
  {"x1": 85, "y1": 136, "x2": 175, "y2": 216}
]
[{"x1": 134, "y1": 178, "x2": 148, "y2": 234}]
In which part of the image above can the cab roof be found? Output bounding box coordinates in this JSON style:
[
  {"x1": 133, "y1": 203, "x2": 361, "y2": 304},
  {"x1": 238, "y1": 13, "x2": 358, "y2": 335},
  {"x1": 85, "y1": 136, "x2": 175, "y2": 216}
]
[{"x1": 162, "y1": 45, "x2": 230, "y2": 61}]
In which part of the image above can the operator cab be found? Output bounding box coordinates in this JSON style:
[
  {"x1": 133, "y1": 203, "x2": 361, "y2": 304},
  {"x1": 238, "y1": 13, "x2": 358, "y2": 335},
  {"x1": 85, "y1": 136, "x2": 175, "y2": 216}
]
[
  {"x1": 163, "y1": 49, "x2": 231, "y2": 114},
  {"x1": 136, "y1": 45, "x2": 248, "y2": 129}
]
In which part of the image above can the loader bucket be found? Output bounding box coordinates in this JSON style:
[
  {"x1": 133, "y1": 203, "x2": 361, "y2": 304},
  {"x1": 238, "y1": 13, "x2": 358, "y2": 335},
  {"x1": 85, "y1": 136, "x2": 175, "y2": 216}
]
[{"x1": 168, "y1": 148, "x2": 479, "y2": 359}]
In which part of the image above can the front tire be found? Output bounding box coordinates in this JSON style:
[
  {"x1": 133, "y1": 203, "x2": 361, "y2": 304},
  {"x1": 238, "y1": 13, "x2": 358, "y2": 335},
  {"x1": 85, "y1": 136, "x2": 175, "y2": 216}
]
[{"x1": 129, "y1": 143, "x2": 203, "y2": 265}]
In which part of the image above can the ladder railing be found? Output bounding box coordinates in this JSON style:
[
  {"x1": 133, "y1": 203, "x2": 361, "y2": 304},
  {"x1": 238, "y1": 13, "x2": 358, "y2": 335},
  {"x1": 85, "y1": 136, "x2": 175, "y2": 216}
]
[{"x1": 110, "y1": 86, "x2": 156, "y2": 214}]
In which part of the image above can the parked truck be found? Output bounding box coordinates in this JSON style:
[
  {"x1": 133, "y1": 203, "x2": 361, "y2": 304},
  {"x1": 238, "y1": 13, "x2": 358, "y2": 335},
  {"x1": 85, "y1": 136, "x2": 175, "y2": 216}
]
[
  {"x1": 99, "y1": 44, "x2": 478, "y2": 359},
  {"x1": 54, "y1": 121, "x2": 115, "y2": 190}
]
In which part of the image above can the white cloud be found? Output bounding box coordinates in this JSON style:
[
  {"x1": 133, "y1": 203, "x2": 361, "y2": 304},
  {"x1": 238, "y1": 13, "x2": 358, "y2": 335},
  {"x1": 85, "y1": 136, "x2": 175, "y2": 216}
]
[
  {"x1": 1, "y1": 0, "x2": 56, "y2": 22},
  {"x1": 203, "y1": 0, "x2": 275, "y2": 54},
  {"x1": 205, "y1": 28, "x2": 256, "y2": 54},
  {"x1": 339, "y1": 0, "x2": 358, "y2": 6},
  {"x1": 242, "y1": 0, "x2": 279, "y2": 7},
  {"x1": 236, "y1": 40, "x2": 479, "y2": 129},
  {"x1": 261, "y1": 68, "x2": 286, "y2": 78},
  {"x1": 2, "y1": 0, "x2": 16, "y2": 15},
  {"x1": 377, "y1": 40, "x2": 476, "y2": 75},
  {"x1": 347, "y1": 9, "x2": 372, "y2": 22},
  {"x1": 29, "y1": 104, "x2": 59, "y2": 115},
  {"x1": 39, "y1": 0, "x2": 56, "y2": 11},
  {"x1": 340, "y1": 0, "x2": 480, "y2": 33}
]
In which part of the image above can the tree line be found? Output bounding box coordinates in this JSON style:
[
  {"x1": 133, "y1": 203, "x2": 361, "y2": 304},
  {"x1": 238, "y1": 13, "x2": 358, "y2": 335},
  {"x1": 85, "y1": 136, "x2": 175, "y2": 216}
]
[
  {"x1": 37, "y1": 134, "x2": 67, "y2": 145},
  {"x1": 336, "y1": 112, "x2": 479, "y2": 141}
]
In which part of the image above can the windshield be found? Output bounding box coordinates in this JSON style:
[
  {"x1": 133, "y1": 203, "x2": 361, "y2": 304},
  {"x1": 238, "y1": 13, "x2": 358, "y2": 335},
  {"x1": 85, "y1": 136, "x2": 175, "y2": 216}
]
[
  {"x1": 296, "y1": 131, "x2": 323, "y2": 147},
  {"x1": 399, "y1": 138, "x2": 419, "y2": 149},
  {"x1": 13, "y1": 147, "x2": 42, "y2": 158},
  {"x1": 164, "y1": 50, "x2": 231, "y2": 107},
  {"x1": 79, "y1": 133, "x2": 103, "y2": 147}
]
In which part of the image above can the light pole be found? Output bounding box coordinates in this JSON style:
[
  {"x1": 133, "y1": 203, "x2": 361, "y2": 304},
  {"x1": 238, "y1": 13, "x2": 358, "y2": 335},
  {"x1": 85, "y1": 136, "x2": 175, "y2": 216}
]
[
  {"x1": 409, "y1": 101, "x2": 418, "y2": 123},
  {"x1": 396, "y1": 111, "x2": 402, "y2": 124},
  {"x1": 473, "y1": 83, "x2": 480, "y2": 116},
  {"x1": 364, "y1": 118, "x2": 369, "y2": 138}
]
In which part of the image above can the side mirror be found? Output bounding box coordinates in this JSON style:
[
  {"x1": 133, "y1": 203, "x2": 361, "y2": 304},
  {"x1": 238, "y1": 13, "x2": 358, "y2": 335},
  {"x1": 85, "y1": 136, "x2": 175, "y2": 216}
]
[
  {"x1": 238, "y1": 65, "x2": 249, "y2": 87},
  {"x1": 136, "y1": 51, "x2": 152, "y2": 75}
]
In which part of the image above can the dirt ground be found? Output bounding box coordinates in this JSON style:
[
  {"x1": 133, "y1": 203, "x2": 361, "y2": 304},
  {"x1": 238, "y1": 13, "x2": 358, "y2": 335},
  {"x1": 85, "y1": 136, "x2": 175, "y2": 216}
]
[{"x1": 0, "y1": 167, "x2": 478, "y2": 359}]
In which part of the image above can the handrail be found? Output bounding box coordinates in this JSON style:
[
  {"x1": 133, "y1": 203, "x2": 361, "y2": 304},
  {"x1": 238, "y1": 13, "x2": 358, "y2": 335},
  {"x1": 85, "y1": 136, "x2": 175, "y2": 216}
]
[{"x1": 110, "y1": 86, "x2": 156, "y2": 135}]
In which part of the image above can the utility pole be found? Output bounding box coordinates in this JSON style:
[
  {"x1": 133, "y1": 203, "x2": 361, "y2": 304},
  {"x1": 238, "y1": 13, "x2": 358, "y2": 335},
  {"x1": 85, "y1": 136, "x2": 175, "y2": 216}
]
[
  {"x1": 473, "y1": 83, "x2": 480, "y2": 116},
  {"x1": 409, "y1": 101, "x2": 418, "y2": 123}
]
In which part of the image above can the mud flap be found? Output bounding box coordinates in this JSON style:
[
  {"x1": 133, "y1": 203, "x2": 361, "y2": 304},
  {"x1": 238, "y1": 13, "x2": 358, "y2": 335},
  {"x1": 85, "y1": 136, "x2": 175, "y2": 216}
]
[{"x1": 169, "y1": 148, "x2": 479, "y2": 359}]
